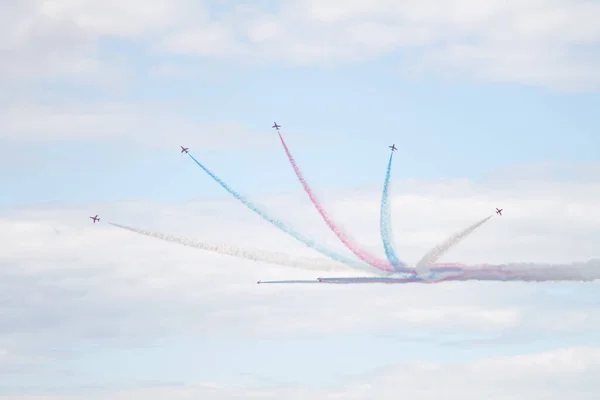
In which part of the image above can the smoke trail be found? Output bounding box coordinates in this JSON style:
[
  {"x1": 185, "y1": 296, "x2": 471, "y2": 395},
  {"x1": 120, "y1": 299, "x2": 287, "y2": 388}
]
[
  {"x1": 379, "y1": 152, "x2": 403, "y2": 269},
  {"x1": 186, "y1": 153, "x2": 383, "y2": 274},
  {"x1": 259, "y1": 259, "x2": 600, "y2": 284},
  {"x1": 109, "y1": 222, "x2": 360, "y2": 273},
  {"x1": 277, "y1": 132, "x2": 406, "y2": 273},
  {"x1": 415, "y1": 215, "x2": 493, "y2": 274}
]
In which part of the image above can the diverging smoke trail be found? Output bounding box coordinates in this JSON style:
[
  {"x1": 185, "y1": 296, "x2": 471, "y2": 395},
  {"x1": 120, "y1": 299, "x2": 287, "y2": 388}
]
[
  {"x1": 379, "y1": 152, "x2": 404, "y2": 270},
  {"x1": 186, "y1": 153, "x2": 380, "y2": 275},
  {"x1": 277, "y1": 132, "x2": 404, "y2": 273},
  {"x1": 109, "y1": 222, "x2": 357, "y2": 273},
  {"x1": 416, "y1": 215, "x2": 493, "y2": 274}
]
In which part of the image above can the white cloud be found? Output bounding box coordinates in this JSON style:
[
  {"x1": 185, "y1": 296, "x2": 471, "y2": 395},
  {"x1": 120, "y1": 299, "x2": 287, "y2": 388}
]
[
  {"x1": 3, "y1": 347, "x2": 600, "y2": 398},
  {"x1": 155, "y1": 0, "x2": 600, "y2": 90},
  {"x1": 40, "y1": 0, "x2": 196, "y2": 38},
  {"x1": 0, "y1": 1, "x2": 105, "y2": 83},
  {"x1": 1, "y1": 177, "x2": 600, "y2": 396},
  {"x1": 0, "y1": 101, "x2": 270, "y2": 149},
  {"x1": 2, "y1": 0, "x2": 599, "y2": 89}
]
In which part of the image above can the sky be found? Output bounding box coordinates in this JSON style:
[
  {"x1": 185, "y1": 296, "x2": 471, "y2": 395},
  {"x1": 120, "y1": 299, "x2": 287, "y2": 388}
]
[{"x1": 1, "y1": 0, "x2": 600, "y2": 398}]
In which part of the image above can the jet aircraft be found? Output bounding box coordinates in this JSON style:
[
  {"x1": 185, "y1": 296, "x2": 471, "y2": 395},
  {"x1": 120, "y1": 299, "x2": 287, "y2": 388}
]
[
  {"x1": 272, "y1": 122, "x2": 281, "y2": 130},
  {"x1": 180, "y1": 146, "x2": 189, "y2": 154},
  {"x1": 389, "y1": 144, "x2": 397, "y2": 151},
  {"x1": 495, "y1": 208, "x2": 503, "y2": 216},
  {"x1": 89, "y1": 215, "x2": 100, "y2": 223}
]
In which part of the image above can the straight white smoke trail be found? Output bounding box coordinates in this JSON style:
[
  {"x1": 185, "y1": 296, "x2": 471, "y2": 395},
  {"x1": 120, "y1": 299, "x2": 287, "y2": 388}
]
[
  {"x1": 260, "y1": 259, "x2": 600, "y2": 284},
  {"x1": 415, "y1": 215, "x2": 493, "y2": 274},
  {"x1": 109, "y1": 222, "x2": 358, "y2": 273},
  {"x1": 461, "y1": 260, "x2": 600, "y2": 282}
]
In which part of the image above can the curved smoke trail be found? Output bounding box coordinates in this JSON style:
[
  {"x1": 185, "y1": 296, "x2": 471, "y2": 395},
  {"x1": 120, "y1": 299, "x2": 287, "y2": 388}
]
[
  {"x1": 277, "y1": 132, "x2": 405, "y2": 273},
  {"x1": 379, "y1": 152, "x2": 403, "y2": 269},
  {"x1": 415, "y1": 215, "x2": 493, "y2": 274},
  {"x1": 186, "y1": 153, "x2": 383, "y2": 274},
  {"x1": 109, "y1": 222, "x2": 359, "y2": 273}
]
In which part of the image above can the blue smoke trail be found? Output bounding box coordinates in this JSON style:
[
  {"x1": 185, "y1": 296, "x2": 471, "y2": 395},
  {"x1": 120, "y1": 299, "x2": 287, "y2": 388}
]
[
  {"x1": 380, "y1": 152, "x2": 405, "y2": 271},
  {"x1": 186, "y1": 153, "x2": 382, "y2": 274}
]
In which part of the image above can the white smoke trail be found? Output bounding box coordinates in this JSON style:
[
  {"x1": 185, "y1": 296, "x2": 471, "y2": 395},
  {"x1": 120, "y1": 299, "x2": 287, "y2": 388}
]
[
  {"x1": 460, "y1": 260, "x2": 600, "y2": 282},
  {"x1": 261, "y1": 260, "x2": 600, "y2": 284},
  {"x1": 415, "y1": 215, "x2": 493, "y2": 274},
  {"x1": 109, "y1": 222, "x2": 359, "y2": 273}
]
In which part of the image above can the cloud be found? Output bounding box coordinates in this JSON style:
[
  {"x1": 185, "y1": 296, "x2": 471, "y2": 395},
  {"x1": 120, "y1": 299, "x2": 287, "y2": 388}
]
[
  {"x1": 0, "y1": 0, "x2": 108, "y2": 84},
  {"x1": 0, "y1": 0, "x2": 206, "y2": 86},
  {"x1": 3, "y1": 347, "x2": 600, "y2": 398},
  {"x1": 155, "y1": 0, "x2": 600, "y2": 90},
  {"x1": 1, "y1": 176, "x2": 599, "y2": 396},
  {"x1": 39, "y1": 0, "x2": 196, "y2": 38},
  {"x1": 0, "y1": 101, "x2": 270, "y2": 149},
  {"x1": 2, "y1": 0, "x2": 599, "y2": 89},
  {"x1": 482, "y1": 162, "x2": 600, "y2": 185}
]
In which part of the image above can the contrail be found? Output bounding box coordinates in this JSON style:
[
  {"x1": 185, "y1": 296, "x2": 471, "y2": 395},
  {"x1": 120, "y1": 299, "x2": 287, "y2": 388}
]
[
  {"x1": 415, "y1": 215, "x2": 493, "y2": 274},
  {"x1": 379, "y1": 152, "x2": 404, "y2": 270},
  {"x1": 259, "y1": 259, "x2": 600, "y2": 284},
  {"x1": 109, "y1": 222, "x2": 360, "y2": 273},
  {"x1": 277, "y1": 132, "x2": 406, "y2": 273},
  {"x1": 186, "y1": 153, "x2": 383, "y2": 275}
]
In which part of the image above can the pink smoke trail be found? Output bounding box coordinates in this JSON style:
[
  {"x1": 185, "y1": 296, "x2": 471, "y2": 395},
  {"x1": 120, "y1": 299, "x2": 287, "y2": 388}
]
[{"x1": 277, "y1": 132, "x2": 405, "y2": 273}]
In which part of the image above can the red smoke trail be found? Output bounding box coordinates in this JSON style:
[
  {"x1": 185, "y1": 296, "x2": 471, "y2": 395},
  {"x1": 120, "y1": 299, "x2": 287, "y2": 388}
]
[{"x1": 277, "y1": 132, "x2": 407, "y2": 273}]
